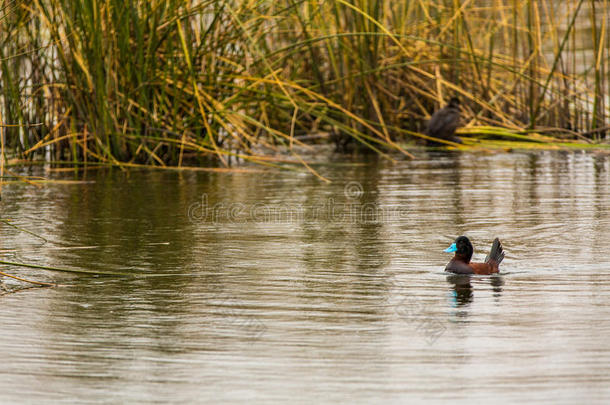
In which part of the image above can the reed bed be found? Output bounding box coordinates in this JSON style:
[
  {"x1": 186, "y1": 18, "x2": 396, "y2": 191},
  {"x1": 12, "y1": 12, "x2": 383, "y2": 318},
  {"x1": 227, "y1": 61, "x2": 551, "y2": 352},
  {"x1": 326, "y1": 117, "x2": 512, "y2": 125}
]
[{"x1": 0, "y1": 0, "x2": 608, "y2": 169}]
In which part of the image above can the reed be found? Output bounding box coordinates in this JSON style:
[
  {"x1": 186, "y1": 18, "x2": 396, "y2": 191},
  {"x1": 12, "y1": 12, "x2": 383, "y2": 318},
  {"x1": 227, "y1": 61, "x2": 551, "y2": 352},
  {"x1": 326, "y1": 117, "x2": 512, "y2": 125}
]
[{"x1": 0, "y1": 0, "x2": 608, "y2": 170}]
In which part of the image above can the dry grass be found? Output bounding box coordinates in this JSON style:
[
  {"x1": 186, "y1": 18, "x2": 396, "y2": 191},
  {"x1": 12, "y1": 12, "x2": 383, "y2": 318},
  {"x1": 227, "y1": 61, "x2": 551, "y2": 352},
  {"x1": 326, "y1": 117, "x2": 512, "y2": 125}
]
[{"x1": 0, "y1": 0, "x2": 608, "y2": 172}]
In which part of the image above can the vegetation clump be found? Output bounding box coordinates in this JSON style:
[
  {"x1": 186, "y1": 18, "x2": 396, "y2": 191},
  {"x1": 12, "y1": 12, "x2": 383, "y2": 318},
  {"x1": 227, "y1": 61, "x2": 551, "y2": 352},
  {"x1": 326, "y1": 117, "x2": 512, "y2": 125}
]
[{"x1": 0, "y1": 0, "x2": 608, "y2": 170}]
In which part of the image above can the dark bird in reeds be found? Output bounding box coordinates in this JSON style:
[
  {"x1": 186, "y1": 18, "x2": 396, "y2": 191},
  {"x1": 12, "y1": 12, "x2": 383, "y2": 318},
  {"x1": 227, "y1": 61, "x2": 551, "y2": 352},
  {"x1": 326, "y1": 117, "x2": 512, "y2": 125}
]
[
  {"x1": 444, "y1": 236, "x2": 504, "y2": 275},
  {"x1": 426, "y1": 97, "x2": 462, "y2": 145}
]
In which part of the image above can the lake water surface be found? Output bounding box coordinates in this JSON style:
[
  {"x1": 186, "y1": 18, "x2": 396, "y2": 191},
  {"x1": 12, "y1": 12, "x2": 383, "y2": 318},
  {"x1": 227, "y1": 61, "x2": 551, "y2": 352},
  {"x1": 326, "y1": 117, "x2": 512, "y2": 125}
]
[{"x1": 1, "y1": 151, "x2": 609, "y2": 403}]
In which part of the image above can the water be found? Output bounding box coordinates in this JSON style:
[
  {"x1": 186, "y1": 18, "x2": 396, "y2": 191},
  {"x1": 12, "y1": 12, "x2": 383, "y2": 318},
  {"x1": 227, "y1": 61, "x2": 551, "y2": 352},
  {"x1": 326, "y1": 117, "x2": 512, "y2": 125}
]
[{"x1": 1, "y1": 151, "x2": 610, "y2": 403}]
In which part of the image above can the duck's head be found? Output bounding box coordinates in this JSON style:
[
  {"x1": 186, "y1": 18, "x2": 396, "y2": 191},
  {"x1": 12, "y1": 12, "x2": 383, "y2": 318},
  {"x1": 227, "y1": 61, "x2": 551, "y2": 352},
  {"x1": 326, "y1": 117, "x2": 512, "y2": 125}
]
[
  {"x1": 447, "y1": 97, "x2": 460, "y2": 109},
  {"x1": 444, "y1": 235, "x2": 473, "y2": 262}
]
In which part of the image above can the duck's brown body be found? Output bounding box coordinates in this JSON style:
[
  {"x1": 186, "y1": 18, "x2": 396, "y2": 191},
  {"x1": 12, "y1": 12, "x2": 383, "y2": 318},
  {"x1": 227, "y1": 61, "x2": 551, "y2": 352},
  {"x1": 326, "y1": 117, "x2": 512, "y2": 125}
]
[
  {"x1": 445, "y1": 237, "x2": 504, "y2": 275},
  {"x1": 445, "y1": 258, "x2": 500, "y2": 275}
]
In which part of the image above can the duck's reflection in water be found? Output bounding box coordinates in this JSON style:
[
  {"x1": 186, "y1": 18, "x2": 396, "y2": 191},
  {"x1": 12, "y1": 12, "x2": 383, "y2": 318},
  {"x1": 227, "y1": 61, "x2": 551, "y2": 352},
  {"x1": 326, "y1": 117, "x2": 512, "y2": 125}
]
[
  {"x1": 446, "y1": 274, "x2": 504, "y2": 307},
  {"x1": 490, "y1": 274, "x2": 505, "y2": 299},
  {"x1": 447, "y1": 274, "x2": 473, "y2": 306}
]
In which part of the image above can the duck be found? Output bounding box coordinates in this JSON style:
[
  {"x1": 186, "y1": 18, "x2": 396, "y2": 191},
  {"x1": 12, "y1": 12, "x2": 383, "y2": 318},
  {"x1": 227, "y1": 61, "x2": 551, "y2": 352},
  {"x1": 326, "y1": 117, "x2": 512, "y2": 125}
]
[
  {"x1": 426, "y1": 97, "x2": 462, "y2": 144},
  {"x1": 444, "y1": 236, "x2": 504, "y2": 275}
]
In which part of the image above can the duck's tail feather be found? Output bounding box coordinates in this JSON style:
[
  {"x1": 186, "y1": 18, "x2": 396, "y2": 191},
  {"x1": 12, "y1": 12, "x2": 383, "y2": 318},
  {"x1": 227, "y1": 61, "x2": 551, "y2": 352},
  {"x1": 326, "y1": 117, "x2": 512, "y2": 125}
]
[{"x1": 485, "y1": 238, "x2": 504, "y2": 265}]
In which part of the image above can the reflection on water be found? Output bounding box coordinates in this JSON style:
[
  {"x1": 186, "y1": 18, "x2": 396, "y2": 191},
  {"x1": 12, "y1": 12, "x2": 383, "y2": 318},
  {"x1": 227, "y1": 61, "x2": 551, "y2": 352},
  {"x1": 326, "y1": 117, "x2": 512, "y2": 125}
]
[
  {"x1": 1, "y1": 151, "x2": 610, "y2": 403},
  {"x1": 447, "y1": 274, "x2": 474, "y2": 307},
  {"x1": 447, "y1": 274, "x2": 505, "y2": 314}
]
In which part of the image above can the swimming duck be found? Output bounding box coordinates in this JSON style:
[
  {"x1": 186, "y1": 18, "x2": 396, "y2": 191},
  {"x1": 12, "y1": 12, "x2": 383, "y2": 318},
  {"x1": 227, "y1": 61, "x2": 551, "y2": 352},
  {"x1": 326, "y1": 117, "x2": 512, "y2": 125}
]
[
  {"x1": 444, "y1": 236, "x2": 504, "y2": 275},
  {"x1": 426, "y1": 97, "x2": 462, "y2": 144}
]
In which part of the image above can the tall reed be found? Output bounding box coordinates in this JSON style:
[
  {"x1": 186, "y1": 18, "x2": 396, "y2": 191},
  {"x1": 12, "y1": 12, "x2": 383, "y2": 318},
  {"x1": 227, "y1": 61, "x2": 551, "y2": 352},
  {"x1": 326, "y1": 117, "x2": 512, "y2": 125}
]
[{"x1": 0, "y1": 0, "x2": 608, "y2": 168}]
